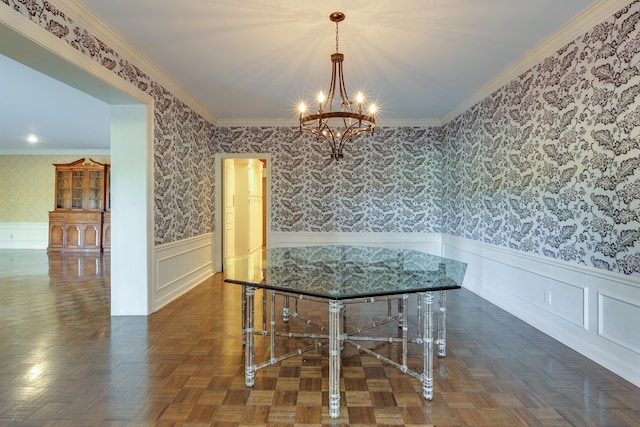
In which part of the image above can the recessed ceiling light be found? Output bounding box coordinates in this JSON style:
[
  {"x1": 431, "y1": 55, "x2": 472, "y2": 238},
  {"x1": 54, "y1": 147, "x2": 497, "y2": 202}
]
[{"x1": 26, "y1": 134, "x2": 39, "y2": 144}]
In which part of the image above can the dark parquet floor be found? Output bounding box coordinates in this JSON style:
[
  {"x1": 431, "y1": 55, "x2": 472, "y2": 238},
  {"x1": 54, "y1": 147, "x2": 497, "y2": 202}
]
[{"x1": 1, "y1": 249, "x2": 639, "y2": 426}]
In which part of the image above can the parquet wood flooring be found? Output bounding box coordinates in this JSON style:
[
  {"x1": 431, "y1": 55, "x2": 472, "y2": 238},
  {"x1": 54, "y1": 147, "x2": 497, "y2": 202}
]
[{"x1": 1, "y1": 249, "x2": 639, "y2": 426}]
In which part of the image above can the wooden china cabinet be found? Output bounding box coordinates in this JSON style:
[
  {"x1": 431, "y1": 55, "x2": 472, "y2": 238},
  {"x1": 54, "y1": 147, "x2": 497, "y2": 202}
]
[{"x1": 48, "y1": 158, "x2": 111, "y2": 253}]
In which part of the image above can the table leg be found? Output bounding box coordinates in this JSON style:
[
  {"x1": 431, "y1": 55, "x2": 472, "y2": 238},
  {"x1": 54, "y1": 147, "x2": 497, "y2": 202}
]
[
  {"x1": 270, "y1": 290, "x2": 276, "y2": 363},
  {"x1": 329, "y1": 299, "x2": 342, "y2": 418},
  {"x1": 401, "y1": 293, "x2": 408, "y2": 369},
  {"x1": 241, "y1": 289, "x2": 246, "y2": 345},
  {"x1": 417, "y1": 294, "x2": 424, "y2": 343},
  {"x1": 262, "y1": 289, "x2": 268, "y2": 333},
  {"x1": 283, "y1": 295, "x2": 290, "y2": 322},
  {"x1": 245, "y1": 286, "x2": 255, "y2": 387},
  {"x1": 422, "y1": 291, "x2": 434, "y2": 400},
  {"x1": 437, "y1": 290, "x2": 447, "y2": 357}
]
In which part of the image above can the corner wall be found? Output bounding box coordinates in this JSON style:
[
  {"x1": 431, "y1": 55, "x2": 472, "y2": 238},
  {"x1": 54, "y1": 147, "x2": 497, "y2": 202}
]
[
  {"x1": 440, "y1": 2, "x2": 640, "y2": 276},
  {"x1": 440, "y1": 1, "x2": 640, "y2": 387}
]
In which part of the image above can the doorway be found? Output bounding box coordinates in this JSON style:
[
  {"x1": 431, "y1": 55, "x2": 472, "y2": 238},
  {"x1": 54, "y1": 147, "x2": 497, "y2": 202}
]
[
  {"x1": 214, "y1": 153, "x2": 271, "y2": 272},
  {"x1": 0, "y1": 17, "x2": 153, "y2": 315}
]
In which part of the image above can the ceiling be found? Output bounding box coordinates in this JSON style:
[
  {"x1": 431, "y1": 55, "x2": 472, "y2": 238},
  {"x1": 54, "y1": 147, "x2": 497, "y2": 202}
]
[
  {"x1": 0, "y1": 53, "x2": 111, "y2": 154},
  {"x1": 1, "y1": 0, "x2": 604, "y2": 154}
]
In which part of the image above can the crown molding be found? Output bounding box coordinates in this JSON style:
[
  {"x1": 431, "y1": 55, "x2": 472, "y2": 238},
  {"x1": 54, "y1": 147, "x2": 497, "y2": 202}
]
[
  {"x1": 441, "y1": 0, "x2": 634, "y2": 125},
  {"x1": 55, "y1": 0, "x2": 217, "y2": 124}
]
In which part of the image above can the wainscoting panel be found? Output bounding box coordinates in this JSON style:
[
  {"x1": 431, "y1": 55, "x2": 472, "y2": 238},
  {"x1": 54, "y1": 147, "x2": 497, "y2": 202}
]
[
  {"x1": 270, "y1": 232, "x2": 442, "y2": 255},
  {"x1": 154, "y1": 233, "x2": 214, "y2": 311},
  {"x1": 598, "y1": 291, "x2": 640, "y2": 354},
  {"x1": 0, "y1": 222, "x2": 48, "y2": 249},
  {"x1": 443, "y1": 235, "x2": 640, "y2": 388}
]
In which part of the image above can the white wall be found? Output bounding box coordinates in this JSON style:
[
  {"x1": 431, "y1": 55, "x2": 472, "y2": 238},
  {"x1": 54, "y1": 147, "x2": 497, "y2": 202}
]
[{"x1": 110, "y1": 104, "x2": 153, "y2": 316}]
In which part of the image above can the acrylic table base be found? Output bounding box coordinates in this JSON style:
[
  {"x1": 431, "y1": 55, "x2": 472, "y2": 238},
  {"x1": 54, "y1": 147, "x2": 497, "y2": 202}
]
[{"x1": 241, "y1": 287, "x2": 450, "y2": 419}]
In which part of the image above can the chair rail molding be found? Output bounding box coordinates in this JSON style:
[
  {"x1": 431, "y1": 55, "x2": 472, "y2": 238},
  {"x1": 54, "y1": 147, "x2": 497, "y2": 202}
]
[{"x1": 270, "y1": 232, "x2": 443, "y2": 256}]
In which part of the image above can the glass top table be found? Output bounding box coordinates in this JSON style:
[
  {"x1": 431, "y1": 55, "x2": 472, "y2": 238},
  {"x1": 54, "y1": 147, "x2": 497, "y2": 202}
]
[{"x1": 224, "y1": 245, "x2": 467, "y2": 419}]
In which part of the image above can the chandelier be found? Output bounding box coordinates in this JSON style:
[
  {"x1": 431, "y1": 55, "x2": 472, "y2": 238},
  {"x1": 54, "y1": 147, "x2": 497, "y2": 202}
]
[{"x1": 298, "y1": 12, "x2": 376, "y2": 160}]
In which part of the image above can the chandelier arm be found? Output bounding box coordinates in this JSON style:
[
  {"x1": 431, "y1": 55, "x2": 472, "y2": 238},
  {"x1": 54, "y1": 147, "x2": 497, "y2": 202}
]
[
  {"x1": 320, "y1": 122, "x2": 338, "y2": 154},
  {"x1": 326, "y1": 59, "x2": 339, "y2": 112},
  {"x1": 301, "y1": 126, "x2": 337, "y2": 157},
  {"x1": 337, "y1": 61, "x2": 352, "y2": 109},
  {"x1": 337, "y1": 120, "x2": 364, "y2": 155}
]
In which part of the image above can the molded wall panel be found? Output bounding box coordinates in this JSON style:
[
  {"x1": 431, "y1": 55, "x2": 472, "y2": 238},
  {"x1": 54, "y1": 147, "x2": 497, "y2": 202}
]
[
  {"x1": 444, "y1": 235, "x2": 640, "y2": 388},
  {"x1": 154, "y1": 233, "x2": 214, "y2": 311},
  {"x1": 598, "y1": 292, "x2": 640, "y2": 354}
]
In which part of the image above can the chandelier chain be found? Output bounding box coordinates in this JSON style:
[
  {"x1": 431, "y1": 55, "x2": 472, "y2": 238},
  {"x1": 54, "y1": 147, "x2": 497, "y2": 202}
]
[{"x1": 335, "y1": 22, "x2": 339, "y2": 53}]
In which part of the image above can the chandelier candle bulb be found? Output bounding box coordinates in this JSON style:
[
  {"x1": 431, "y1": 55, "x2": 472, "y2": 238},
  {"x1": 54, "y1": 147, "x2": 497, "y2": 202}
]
[{"x1": 356, "y1": 93, "x2": 364, "y2": 114}]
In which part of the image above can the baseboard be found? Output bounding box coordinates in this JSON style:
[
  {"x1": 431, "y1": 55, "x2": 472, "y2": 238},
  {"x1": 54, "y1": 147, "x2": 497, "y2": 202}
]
[
  {"x1": 153, "y1": 233, "x2": 214, "y2": 312},
  {"x1": 269, "y1": 232, "x2": 443, "y2": 255},
  {"x1": 0, "y1": 222, "x2": 48, "y2": 249},
  {"x1": 442, "y1": 235, "x2": 640, "y2": 388}
]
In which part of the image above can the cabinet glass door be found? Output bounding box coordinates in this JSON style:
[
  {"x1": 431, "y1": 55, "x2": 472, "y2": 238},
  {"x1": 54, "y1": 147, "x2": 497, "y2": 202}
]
[
  {"x1": 72, "y1": 171, "x2": 85, "y2": 209},
  {"x1": 87, "y1": 171, "x2": 103, "y2": 209},
  {"x1": 56, "y1": 171, "x2": 71, "y2": 209}
]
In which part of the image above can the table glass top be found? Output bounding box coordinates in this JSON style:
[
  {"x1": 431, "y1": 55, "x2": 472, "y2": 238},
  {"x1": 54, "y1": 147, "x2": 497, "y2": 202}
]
[{"x1": 224, "y1": 245, "x2": 467, "y2": 300}]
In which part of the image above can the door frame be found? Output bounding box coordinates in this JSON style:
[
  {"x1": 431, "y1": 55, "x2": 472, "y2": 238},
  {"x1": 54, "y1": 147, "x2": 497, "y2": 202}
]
[
  {"x1": 1, "y1": 8, "x2": 154, "y2": 315},
  {"x1": 214, "y1": 152, "x2": 271, "y2": 272}
]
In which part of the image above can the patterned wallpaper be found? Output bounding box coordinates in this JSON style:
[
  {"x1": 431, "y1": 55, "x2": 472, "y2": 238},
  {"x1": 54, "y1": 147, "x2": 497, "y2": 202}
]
[
  {"x1": 0, "y1": 155, "x2": 109, "y2": 222},
  {"x1": 2, "y1": 0, "x2": 216, "y2": 245},
  {"x1": 4, "y1": 1, "x2": 638, "y2": 275},
  {"x1": 216, "y1": 2, "x2": 640, "y2": 276},
  {"x1": 215, "y1": 126, "x2": 443, "y2": 233},
  {"x1": 441, "y1": 2, "x2": 640, "y2": 275}
]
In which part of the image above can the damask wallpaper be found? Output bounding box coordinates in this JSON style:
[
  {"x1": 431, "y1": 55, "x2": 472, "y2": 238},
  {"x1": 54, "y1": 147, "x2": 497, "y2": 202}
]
[
  {"x1": 215, "y1": 126, "x2": 443, "y2": 233},
  {"x1": 217, "y1": 2, "x2": 640, "y2": 276},
  {"x1": 441, "y1": 2, "x2": 640, "y2": 275},
  {"x1": 2, "y1": 0, "x2": 216, "y2": 245}
]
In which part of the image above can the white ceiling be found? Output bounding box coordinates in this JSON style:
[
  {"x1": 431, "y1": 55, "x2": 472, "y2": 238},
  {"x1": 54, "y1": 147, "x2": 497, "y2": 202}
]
[
  {"x1": 0, "y1": 53, "x2": 111, "y2": 154},
  {"x1": 1, "y1": 0, "x2": 607, "y2": 153}
]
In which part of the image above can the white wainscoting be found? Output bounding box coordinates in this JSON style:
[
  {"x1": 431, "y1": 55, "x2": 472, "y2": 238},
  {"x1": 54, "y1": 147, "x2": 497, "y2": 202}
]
[
  {"x1": 269, "y1": 232, "x2": 443, "y2": 255},
  {"x1": 154, "y1": 233, "x2": 214, "y2": 312},
  {"x1": 442, "y1": 235, "x2": 640, "y2": 388},
  {"x1": 0, "y1": 222, "x2": 48, "y2": 249}
]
